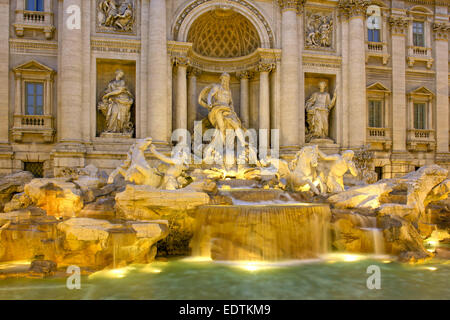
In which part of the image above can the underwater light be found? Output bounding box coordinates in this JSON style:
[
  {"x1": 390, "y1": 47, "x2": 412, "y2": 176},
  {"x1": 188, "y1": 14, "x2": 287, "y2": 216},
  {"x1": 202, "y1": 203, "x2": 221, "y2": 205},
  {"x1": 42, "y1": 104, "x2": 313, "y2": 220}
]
[{"x1": 425, "y1": 266, "x2": 437, "y2": 271}]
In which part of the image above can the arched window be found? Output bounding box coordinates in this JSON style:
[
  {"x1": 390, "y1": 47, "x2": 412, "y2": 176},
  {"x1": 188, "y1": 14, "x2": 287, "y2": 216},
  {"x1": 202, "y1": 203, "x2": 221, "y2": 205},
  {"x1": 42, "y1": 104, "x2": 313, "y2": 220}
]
[
  {"x1": 367, "y1": 5, "x2": 381, "y2": 42},
  {"x1": 26, "y1": 0, "x2": 44, "y2": 11}
]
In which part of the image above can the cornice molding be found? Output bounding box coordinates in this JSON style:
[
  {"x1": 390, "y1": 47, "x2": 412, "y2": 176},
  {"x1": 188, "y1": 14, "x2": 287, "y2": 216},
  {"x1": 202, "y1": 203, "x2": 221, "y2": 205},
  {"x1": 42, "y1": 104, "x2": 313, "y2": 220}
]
[{"x1": 433, "y1": 21, "x2": 450, "y2": 40}]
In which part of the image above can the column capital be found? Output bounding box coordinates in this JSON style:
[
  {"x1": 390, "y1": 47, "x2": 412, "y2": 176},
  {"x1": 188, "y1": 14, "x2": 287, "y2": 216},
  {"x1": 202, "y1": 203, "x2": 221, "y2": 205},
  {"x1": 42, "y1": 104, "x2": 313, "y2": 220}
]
[
  {"x1": 172, "y1": 56, "x2": 190, "y2": 68},
  {"x1": 257, "y1": 62, "x2": 275, "y2": 73},
  {"x1": 187, "y1": 66, "x2": 201, "y2": 77},
  {"x1": 433, "y1": 21, "x2": 450, "y2": 41},
  {"x1": 338, "y1": 0, "x2": 370, "y2": 20},
  {"x1": 389, "y1": 16, "x2": 410, "y2": 36},
  {"x1": 278, "y1": 0, "x2": 305, "y2": 13},
  {"x1": 237, "y1": 70, "x2": 254, "y2": 80}
]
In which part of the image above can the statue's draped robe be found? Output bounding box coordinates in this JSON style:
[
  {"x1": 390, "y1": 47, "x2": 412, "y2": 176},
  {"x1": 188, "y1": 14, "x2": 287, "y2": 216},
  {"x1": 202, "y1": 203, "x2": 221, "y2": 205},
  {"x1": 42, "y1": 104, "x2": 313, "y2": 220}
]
[{"x1": 306, "y1": 91, "x2": 332, "y2": 138}]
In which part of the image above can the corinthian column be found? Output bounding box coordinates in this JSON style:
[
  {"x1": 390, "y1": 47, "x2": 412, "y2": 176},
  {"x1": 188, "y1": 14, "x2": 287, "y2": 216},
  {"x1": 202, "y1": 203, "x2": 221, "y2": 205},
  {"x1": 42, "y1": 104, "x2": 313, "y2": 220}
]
[
  {"x1": 174, "y1": 57, "x2": 189, "y2": 132},
  {"x1": 389, "y1": 16, "x2": 409, "y2": 153},
  {"x1": 279, "y1": 0, "x2": 302, "y2": 150},
  {"x1": 59, "y1": 0, "x2": 83, "y2": 143},
  {"x1": 187, "y1": 67, "x2": 201, "y2": 133},
  {"x1": 148, "y1": 0, "x2": 169, "y2": 144},
  {"x1": 237, "y1": 71, "x2": 253, "y2": 129},
  {"x1": 433, "y1": 22, "x2": 450, "y2": 154},
  {"x1": 339, "y1": 0, "x2": 369, "y2": 148},
  {"x1": 258, "y1": 63, "x2": 274, "y2": 146}
]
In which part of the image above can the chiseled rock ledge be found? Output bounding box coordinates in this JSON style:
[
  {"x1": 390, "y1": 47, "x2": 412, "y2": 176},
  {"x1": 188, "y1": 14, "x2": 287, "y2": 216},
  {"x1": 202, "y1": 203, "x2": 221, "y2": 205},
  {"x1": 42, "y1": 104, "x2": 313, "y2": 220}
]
[{"x1": 115, "y1": 184, "x2": 210, "y2": 220}]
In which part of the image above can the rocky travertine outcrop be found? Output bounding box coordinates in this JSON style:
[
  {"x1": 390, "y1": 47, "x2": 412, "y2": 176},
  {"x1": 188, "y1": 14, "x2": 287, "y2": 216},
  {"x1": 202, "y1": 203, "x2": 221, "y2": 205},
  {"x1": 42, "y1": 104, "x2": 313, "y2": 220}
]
[
  {"x1": 0, "y1": 209, "x2": 169, "y2": 269},
  {"x1": 115, "y1": 184, "x2": 210, "y2": 256},
  {"x1": 24, "y1": 178, "x2": 83, "y2": 217},
  {"x1": 0, "y1": 171, "x2": 34, "y2": 211},
  {"x1": 328, "y1": 165, "x2": 449, "y2": 222},
  {"x1": 115, "y1": 184, "x2": 210, "y2": 220},
  {"x1": 57, "y1": 218, "x2": 168, "y2": 268}
]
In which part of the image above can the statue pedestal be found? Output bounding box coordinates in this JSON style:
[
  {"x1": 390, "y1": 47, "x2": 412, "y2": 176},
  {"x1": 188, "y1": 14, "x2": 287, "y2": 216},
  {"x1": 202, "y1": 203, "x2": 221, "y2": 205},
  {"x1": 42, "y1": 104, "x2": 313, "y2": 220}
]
[
  {"x1": 306, "y1": 138, "x2": 340, "y2": 154},
  {"x1": 100, "y1": 132, "x2": 133, "y2": 139}
]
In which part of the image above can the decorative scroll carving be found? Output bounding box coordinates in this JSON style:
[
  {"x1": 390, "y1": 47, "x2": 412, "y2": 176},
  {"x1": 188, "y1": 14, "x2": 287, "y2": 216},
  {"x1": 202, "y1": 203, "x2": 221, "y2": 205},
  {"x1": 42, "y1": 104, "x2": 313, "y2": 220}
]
[
  {"x1": 338, "y1": 0, "x2": 370, "y2": 19},
  {"x1": 305, "y1": 11, "x2": 333, "y2": 49},
  {"x1": 97, "y1": 0, "x2": 136, "y2": 34},
  {"x1": 172, "y1": 56, "x2": 191, "y2": 68},
  {"x1": 433, "y1": 22, "x2": 450, "y2": 41},
  {"x1": 389, "y1": 16, "x2": 410, "y2": 35}
]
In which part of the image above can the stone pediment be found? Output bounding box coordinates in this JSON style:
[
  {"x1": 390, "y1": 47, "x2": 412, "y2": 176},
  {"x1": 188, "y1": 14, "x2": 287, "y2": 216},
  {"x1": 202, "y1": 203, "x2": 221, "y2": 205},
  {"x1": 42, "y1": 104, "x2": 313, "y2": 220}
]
[
  {"x1": 367, "y1": 82, "x2": 390, "y2": 93},
  {"x1": 13, "y1": 60, "x2": 54, "y2": 74},
  {"x1": 408, "y1": 86, "x2": 434, "y2": 97}
]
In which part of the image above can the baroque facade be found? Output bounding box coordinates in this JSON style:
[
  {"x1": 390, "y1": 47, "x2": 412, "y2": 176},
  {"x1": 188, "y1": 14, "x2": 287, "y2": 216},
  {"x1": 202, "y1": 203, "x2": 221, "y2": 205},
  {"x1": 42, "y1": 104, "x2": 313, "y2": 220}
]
[{"x1": 0, "y1": 0, "x2": 449, "y2": 179}]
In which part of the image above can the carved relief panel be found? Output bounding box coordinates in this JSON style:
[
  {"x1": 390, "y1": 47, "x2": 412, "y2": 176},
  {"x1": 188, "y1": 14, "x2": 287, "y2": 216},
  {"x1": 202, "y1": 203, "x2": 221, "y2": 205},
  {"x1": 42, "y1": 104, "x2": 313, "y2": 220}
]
[
  {"x1": 304, "y1": 10, "x2": 334, "y2": 51},
  {"x1": 96, "y1": 0, "x2": 136, "y2": 34}
]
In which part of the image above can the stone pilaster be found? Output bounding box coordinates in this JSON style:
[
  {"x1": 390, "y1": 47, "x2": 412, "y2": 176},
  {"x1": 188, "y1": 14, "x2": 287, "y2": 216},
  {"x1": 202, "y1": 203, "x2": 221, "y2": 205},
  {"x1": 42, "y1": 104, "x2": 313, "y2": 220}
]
[
  {"x1": 279, "y1": 0, "x2": 302, "y2": 151},
  {"x1": 58, "y1": 0, "x2": 83, "y2": 145},
  {"x1": 148, "y1": 0, "x2": 169, "y2": 144},
  {"x1": 0, "y1": 0, "x2": 8, "y2": 145},
  {"x1": 237, "y1": 71, "x2": 253, "y2": 129},
  {"x1": 187, "y1": 67, "x2": 201, "y2": 133},
  {"x1": 339, "y1": 0, "x2": 369, "y2": 148},
  {"x1": 389, "y1": 16, "x2": 409, "y2": 153},
  {"x1": 433, "y1": 22, "x2": 450, "y2": 154}
]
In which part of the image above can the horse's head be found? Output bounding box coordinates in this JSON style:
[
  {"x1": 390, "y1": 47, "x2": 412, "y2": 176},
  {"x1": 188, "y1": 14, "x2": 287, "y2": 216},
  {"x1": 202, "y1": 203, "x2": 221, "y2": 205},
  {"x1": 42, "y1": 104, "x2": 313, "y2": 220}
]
[{"x1": 296, "y1": 145, "x2": 319, "y2": 168}]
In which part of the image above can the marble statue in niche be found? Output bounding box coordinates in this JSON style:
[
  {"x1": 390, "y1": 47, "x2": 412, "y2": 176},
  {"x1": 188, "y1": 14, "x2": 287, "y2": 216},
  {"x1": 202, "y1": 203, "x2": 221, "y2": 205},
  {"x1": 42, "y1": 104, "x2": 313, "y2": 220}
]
[
  {"x1": 98, "y1": 69, "x2": 134, "y2": 137},
  {"x1": 305, "y1": 81, "x2": 337, "y2": 141},
  {"x1": 305, "y1": 12, "x2": 333, "y2": 49},
  {"x1": 97, "y1": 0, "x2": 135, "y2": 32}
]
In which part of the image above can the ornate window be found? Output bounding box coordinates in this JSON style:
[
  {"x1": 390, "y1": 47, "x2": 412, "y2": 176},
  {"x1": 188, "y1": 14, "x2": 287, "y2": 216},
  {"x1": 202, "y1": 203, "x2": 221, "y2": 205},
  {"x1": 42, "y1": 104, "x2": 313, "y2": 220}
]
[
  {"x1": 366, "y1": 82, "x2": 391, "y2": 151},
  {"x1": 187, "y1": 9, "x2": 260, "y2": 58},
  {"x1": 25, "y1": 82, "x2": 44, "y2": 115},
  {"x1": 407, "y1": 86, "x2": 435, "y2": 151},
  {"x1": 413, "y1": 102, "x2": 426, "y2": 130},
  {"x1": 12, "y1": 60, "x2": 55, "y2": 143},
  {"x1": 407, "y1": 7, "x2": 433, "y2": 69},
  {"x1": 367, "y1": 5, "x2": 381, "y2": 42},
  {"x1": 26, "y1": 0, "x2": 44, "y2": 11},
  {"x1": 14, "y1": 0, "x2": 55, "y2": 39},
  {"x1": 365, "y1": 5, "x2": 389, "y2": 65},
  {"x1": 368, "y1": 100, "x2": 383, "y2": 128},
  {"x1": 412, "y1": 21, "x2": 425, "y2": 47}
]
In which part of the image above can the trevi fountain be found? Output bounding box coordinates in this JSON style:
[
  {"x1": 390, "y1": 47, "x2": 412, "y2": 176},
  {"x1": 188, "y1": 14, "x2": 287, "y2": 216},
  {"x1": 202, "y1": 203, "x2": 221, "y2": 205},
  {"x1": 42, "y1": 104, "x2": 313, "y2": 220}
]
[{"x1": 0, "y1": 72, "x2": 448, "y2": 300}]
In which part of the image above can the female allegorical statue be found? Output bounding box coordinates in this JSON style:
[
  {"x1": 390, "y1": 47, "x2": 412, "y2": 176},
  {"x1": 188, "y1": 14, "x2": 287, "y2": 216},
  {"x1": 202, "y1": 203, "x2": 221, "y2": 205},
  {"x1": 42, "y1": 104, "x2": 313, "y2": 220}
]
[
  {"x1": 98, "y1": 69, "x2": 134, "y2": 135},
  {"x1": 305, "y1": 81, "x2": 337, "y2": 140}
]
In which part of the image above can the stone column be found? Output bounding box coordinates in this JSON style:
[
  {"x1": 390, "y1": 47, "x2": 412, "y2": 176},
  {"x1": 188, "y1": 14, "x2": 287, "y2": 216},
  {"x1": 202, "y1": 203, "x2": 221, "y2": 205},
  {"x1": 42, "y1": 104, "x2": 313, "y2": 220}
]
[
  {"x1": 433, "y1": 22, "x2": 449, "y2": 154},
  {"x1": 148, "y1": 0, "x2": 169, "y2": 144},
  {"x1": 174, "y1": 57, "x2": 189, "y2": 132},
  {"x1": 340, "y1": 0, "x2": 368, "y2": 148},
  {"x1": 59, "y1": 0, "x2": 83, "y2": 144},
  {"x1": 187, "y1": 67, "x2": 200, "y2": 132},
  {"x1": 14, "y1": 73, "x2": 22, "y2": 116},
  {"x1": 389, "y1": 16, "x2": 409, "y2": 153},
  {"x1": 279, "y1": 0, "x2": 300, "y2": 150},
  {"x1": 237, "y1": 71, "x2": 252, "y2": 129},
  {"x1": 258, "y1": 63, "x2": 273, "y2": 147}
]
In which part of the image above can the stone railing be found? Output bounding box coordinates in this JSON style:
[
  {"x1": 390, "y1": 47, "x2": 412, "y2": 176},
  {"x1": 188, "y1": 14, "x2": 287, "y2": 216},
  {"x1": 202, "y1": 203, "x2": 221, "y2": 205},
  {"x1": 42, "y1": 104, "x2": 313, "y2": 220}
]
[
  {"x1": 13, "y1": 10, "x2": 54, "y2": 39},
  {"x1": 407, "y1": 46, "x2": 433, "y2": 69},
  {"x1": 366, "y1": 127, "x2": 392, "y2": 150},
  {"x1": 12, "y1": 114, "x2": 55, "y2": 143},
  {"x1": 407, "y1": 129, "x2": 436, "y2": 151},
  {"x1": 365, "y1": 42, "x2": 389, "y2": 65}
]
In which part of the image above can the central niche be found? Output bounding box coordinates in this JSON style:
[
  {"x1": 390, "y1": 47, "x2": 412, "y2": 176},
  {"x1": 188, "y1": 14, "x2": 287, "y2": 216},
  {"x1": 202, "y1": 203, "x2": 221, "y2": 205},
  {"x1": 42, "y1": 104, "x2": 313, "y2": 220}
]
[{"x1": 187, "y1": 9, "x2": 261, "y2": 58}]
